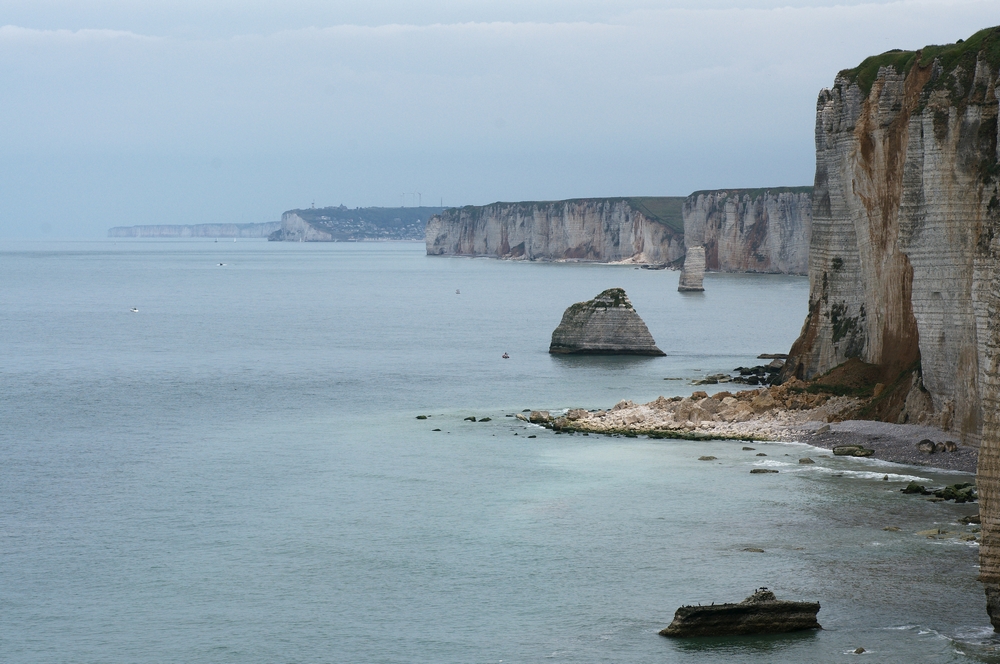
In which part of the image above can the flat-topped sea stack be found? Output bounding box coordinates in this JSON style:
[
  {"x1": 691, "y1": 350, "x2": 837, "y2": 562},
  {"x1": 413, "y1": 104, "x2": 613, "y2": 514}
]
[
  {"x1": 677, "y1": 246, "x2": 706, "y2": 292},
  {"x1": 660, "y1": 589, "x2": 821, "y2": 638},
  {"x1": 549, "y1": 288, "x2": 665, "y2": 356}
]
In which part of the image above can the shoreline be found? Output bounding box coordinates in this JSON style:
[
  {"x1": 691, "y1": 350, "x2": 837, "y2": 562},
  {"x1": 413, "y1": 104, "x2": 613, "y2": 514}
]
[{"x1": 525, "y1": 384, "x2": 978, "y2": 474}]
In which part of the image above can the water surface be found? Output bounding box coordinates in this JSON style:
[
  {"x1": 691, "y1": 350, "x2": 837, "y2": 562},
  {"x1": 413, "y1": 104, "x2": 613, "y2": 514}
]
[{"x1": 1, "y1": 241, "x2": 991, "y2": 663}]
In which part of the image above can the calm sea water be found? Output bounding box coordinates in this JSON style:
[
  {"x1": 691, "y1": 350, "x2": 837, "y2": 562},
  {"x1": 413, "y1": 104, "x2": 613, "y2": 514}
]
[{"x1": 1, "y1": 240, "x2": 995, "y2": 662}]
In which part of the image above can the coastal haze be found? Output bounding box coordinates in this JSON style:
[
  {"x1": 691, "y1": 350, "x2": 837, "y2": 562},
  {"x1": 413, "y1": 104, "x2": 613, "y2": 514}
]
[{"x1": 0, "y1": 0, "x2": 996, "y2": 238}]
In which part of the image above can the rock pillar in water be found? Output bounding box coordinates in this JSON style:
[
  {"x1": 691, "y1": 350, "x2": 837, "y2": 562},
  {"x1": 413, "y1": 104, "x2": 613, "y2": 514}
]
[
  {"x1": 549, "y1": 288, "x2": 665, "y2": 355},
  {"x1": 678, "y1": 246, "x2": 705, "y2": 292}
]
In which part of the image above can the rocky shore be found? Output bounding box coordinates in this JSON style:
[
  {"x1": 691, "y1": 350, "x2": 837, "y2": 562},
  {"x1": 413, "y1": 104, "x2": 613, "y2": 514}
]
[{"x1": 521, "y1": 379, "x2": 978, "y2": 473}]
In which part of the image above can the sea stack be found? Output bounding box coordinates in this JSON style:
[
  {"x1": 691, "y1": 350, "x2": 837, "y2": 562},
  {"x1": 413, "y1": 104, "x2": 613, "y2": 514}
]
[
  {"x1": 678, "y1": 246, "x2": 706, "y2": 292},
  {"x1": 659, "y1": 589, "x2": 821, "y2": 637},
  {"x1": 549, "y1": 288, "x2": 665, "y2": 355}
]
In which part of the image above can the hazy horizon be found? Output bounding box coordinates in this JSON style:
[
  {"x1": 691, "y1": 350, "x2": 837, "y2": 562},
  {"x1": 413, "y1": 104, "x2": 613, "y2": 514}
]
[{"x1": 1, "y1": 0, "x2": 997, "y2": 238}]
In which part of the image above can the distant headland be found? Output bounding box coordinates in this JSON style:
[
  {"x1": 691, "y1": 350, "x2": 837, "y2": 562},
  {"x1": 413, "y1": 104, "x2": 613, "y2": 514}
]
[
  {"x1": 108, "y1": 222, "x2": 281, "y2": 238},
  {"x1": 268, "y1": 205, "x2": 446, "y2": 242}
]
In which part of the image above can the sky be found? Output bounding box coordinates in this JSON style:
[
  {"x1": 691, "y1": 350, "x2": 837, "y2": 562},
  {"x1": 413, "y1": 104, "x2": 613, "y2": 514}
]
[{"x1": 0, "y1": 1, "x2": 997, "y2": 238}]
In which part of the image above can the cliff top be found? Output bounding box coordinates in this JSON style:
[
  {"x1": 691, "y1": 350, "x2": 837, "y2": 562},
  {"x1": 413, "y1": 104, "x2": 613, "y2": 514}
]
[
  {"x1": 686, "y1": 186, "x2": 813, "y2": 201},
  {"x1": 288, "y1": 205, "x2": 446, "y2": 228},
  {"x1": 840, "y1": 25, "x2": 1000, "y2": 96},
  {"x1": 564, "y1": 287, "x2": 634, "y2": 314},
  {"x1": 447, "y1": 197, "x2": 685, "y2": 233}
]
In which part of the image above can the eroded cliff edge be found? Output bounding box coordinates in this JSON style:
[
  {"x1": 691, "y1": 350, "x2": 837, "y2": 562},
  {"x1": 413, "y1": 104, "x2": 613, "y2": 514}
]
[{"x1": 768, "y1": 26, "x2": 1000, "y2": 624}]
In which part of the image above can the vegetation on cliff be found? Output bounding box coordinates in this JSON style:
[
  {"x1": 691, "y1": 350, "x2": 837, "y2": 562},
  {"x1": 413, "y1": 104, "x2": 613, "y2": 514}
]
[{"x1": 841, "y1": 25, "x2": 1000, "y2": 98}]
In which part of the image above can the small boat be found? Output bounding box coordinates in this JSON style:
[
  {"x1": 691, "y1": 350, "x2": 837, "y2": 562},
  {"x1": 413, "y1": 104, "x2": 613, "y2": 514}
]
[
  {"x1": 130, "y1": 307, "x2": 138, "y2": 313},
  {"x1": 502, "y1": 353, "x2": 510, "y2": 359}
]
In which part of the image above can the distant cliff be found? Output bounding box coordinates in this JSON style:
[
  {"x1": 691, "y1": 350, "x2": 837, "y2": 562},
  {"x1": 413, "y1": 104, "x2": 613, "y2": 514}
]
[
  {"x1": 682, "y1": 188, "x2": 813, "y2": 275},
  {"x1": 425, "y1": 197, "x2": 685, "y2": 263},
  {"x1": 425, "y1": 193, "x2": 812, "y2": 272},
  {"x1": 270, "y1": 205, "x2": 445, "y2": 241},
  {"x1": 108, "y1": 222, "x2": 280, "y2": 238}
]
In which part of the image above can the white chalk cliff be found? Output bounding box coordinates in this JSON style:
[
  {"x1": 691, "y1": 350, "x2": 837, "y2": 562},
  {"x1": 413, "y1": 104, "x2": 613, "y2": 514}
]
[
  {"x1": 683, "y1": 188, "x2": 813, "y2": 275},
  {"x1": 767, "y1": 26, "x2": 1000, "y2": 624},
  {"x1": 425, "y1": 198, "x2": 685, "y2": 264}
]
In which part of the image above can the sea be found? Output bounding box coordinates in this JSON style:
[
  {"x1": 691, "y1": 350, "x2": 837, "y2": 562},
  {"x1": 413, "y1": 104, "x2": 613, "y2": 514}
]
[{"x1": 1, "y1": 239, "x2": 996, "y2": 663}]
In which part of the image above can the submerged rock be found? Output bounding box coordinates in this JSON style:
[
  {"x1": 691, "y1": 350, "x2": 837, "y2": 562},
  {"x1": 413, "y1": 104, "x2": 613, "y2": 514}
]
[
  {"x1": 833, "y1": 445, "x2": 874, "y2": 457},
  {"x1": 659, "y1": 589, "x2": 821, "y2": 637},
  {"x1": 548, "y1": 288, "x2": 665, "y2": 356}
]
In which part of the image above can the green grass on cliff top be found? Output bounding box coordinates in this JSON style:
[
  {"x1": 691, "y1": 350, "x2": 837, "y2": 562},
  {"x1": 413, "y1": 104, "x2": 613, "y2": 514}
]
[
  {"x1": 450, "y1": 197, "x2": 686, "y2": 233},
  {"x1": 685, "y1": 186, "x2": 813, "y2": 202},
  {"x1": 446, "y1": 191, "x2": 812, "y2": 234},
  {"x1": 841, "y1": 25, "x2": 1000, "y2": 96}
]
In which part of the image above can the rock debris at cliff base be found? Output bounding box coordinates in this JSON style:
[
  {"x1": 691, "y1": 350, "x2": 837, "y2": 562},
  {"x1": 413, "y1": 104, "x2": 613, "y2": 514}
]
[{"x1": 522, "y1": 379, "x2": 978, "y2": 473}]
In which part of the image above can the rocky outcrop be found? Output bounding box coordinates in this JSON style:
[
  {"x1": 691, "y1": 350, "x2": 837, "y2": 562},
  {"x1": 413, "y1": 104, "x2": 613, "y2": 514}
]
[
  {"x1": 677, "y1": 246, "x2": 706, "y2": 291},
  {"x1": 107, "y1": 222, "x2": 280, "y2": 238},
  {"x1": 425, "y1": 197, "x2": 685, "y2": 263},
  {"x1": 682, "y1": 188, "x2": 813, "y2": 275},
  {"x1": 549, "y1": 288, "x2": 665, "y2": 355},
  {"x1": 659, "y1": 589, "x2": 821, "y2": 638},
  {"x1": 781, "y1": 28, "x2": 1000, "y2": 446},
  {"x1": 765, "y1": 27, "x2": 1000, "y2": 625}
]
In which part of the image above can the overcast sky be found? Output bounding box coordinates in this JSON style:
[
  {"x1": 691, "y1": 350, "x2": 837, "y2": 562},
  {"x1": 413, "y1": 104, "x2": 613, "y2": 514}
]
[{"x1": 1, "y1": 1, "x2": 997, "y2": 238}]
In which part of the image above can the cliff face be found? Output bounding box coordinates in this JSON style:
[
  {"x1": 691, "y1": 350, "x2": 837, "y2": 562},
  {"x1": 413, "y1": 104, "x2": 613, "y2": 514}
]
[
  {"x1": 426, "y1": 193, "x2": 812, "y2": 271},
  {"x1": 769, "y1": 27, "x2": 1000, "y2": 623},
  {"x1": 682, "y1": 188, "x2": 813, "y2": 275},
  {"x1": 425, "y1": 198, "x2": 685, "y2": 263},
  {"x1": 784, "y1": 29, "x2": 1000, "y2": 445}
]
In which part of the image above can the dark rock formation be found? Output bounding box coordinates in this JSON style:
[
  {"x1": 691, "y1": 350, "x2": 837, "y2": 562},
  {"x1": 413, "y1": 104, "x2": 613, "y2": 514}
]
[
  {"x1": 659, "y1": 589, "x2": 821, "y2": 637},
  {"x1": 832, "y1": 445, "x2": 875, "y2": 457},
  {"x1": 549, "y1": 288, "x2": 665, "y2": 355}
]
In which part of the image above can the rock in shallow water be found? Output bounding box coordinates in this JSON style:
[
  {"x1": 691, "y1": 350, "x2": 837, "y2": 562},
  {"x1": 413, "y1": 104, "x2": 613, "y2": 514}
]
[
  {"x1": 833, "y1": 445, "x2": 875, "y2": 457},
  {"x1": 548, "y1": 288, "x2": 665, "y2": 355},
  {"x1": 659, "y1": 589, "x2": 821, "y2": 637}
]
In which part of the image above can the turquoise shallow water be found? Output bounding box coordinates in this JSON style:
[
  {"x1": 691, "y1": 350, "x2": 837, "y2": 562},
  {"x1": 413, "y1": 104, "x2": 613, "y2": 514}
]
[{"x1": 0, "y1": 240, "x2": 995, "y2": 662}]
